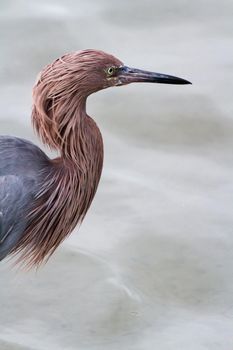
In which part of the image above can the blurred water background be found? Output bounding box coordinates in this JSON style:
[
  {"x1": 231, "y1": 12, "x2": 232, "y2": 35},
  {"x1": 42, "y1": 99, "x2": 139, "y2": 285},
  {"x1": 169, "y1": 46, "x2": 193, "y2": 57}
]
[{"x1": 0, "y1": 0, "x2": 233, "y2": 349}]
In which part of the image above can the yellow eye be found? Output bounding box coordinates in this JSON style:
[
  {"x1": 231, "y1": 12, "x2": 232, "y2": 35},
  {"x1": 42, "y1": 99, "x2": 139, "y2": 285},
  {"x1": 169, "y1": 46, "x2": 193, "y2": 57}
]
[{"x1": 107, "y1": 66, "x2": 115, "y2": 76}]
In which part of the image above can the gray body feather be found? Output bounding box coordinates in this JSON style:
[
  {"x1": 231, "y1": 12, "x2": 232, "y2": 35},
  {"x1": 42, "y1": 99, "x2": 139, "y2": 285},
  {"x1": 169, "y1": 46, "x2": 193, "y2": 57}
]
[{"x1": 0, "y1": 136, "x2": 50, "y2": 260}]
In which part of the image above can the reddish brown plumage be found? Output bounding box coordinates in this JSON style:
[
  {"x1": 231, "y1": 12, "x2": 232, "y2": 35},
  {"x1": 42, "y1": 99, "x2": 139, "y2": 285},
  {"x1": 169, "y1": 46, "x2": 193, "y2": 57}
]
[
  {"x1": 12, "y1": 50, "x2": 122, "y2": 267},
  {"x1": 7, "y1": 49, "x2": 190, "y2": 267}
]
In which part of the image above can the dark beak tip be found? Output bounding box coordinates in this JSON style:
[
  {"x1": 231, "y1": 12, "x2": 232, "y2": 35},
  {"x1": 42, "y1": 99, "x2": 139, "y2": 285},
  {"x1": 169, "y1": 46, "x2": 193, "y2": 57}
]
[{"x1": 174, "y1": 77, "x2": 192, "y2": 85}]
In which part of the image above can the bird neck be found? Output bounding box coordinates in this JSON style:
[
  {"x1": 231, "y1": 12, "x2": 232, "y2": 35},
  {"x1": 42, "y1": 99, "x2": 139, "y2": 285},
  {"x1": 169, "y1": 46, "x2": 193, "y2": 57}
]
[
  {"x1": 57, "y1": 106, "x2": 104, "y2": 179},
  {"x1": 19, "y1": 97, "x2": 104, "y2": 266},
  {"x1": 31, "y1": 85, "x2": 104, "y2": 187},
  {"x1": 32, "y1": 93, "x2": 103, "y2": 165}
]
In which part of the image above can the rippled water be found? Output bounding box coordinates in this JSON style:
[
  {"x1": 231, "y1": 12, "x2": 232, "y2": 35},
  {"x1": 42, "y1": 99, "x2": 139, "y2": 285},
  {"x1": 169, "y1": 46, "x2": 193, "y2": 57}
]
[{"x1": 0, "y1": 0, "x2": 233, "y2": 349}]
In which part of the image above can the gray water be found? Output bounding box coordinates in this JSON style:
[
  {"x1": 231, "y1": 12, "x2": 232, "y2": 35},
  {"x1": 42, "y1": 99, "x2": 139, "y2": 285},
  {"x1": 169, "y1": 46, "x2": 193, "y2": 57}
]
[{"x1": 0, "y1": 1, "x2": 233, "y2": 349}]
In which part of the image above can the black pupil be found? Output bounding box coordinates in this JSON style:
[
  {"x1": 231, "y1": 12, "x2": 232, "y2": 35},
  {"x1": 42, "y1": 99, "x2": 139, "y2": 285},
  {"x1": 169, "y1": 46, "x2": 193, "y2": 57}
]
[{"x1": 109, "y1": 67, "x2": 113, "y2": 74}]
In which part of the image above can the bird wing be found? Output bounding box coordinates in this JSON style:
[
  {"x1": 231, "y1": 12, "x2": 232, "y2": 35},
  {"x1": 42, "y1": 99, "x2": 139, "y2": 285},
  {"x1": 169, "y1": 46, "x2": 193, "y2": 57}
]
[{"x1": 0, "y1": 175, "x2": 34, "y2": 260}]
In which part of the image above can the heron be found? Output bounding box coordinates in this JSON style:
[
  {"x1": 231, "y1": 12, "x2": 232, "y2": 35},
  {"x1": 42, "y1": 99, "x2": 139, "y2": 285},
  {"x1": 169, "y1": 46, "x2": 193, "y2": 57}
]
[{"x1": 0, "y1": 49, "x2": 191, "y2": 267}]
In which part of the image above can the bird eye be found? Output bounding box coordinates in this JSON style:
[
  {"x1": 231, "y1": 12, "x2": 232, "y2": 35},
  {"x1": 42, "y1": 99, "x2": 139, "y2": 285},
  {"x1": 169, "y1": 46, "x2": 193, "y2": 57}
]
[{"x1": 107, "y1": 66, "x2": 115, "y2": 76}]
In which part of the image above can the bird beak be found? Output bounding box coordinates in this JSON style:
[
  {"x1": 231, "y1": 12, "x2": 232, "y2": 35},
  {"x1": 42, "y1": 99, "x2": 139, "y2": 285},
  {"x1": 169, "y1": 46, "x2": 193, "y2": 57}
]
[{"x1": 117, "y1": 66, "x2": 191, "y2": 85}]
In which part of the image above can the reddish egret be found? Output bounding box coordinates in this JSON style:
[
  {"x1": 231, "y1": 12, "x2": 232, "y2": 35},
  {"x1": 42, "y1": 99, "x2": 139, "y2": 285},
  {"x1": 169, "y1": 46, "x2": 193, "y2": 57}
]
[{"x1": 0, "y1": 49, "x2": 191, "y2": 267}]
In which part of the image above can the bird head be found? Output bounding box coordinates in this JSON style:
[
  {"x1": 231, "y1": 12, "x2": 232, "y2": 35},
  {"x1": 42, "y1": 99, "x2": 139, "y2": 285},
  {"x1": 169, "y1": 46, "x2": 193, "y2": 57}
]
[
  {"x1": 35, "y1": 49, "x2": 191, "y2": 100},
  {"x1": 83, "y1": 49, "x2": 192, "y2": 89},
  {"x1": 71, "y1": 49, "x2": 191, "y2": 92},
  {"x1": 78, "y1": 49, "x2": 191, "y2": 92}
]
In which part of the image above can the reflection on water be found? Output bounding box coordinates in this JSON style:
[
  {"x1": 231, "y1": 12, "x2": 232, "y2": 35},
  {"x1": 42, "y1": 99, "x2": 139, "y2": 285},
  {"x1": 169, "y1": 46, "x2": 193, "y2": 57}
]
[{"x1": 0, "y1": 0, "x2": 233, "y2": 349}]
